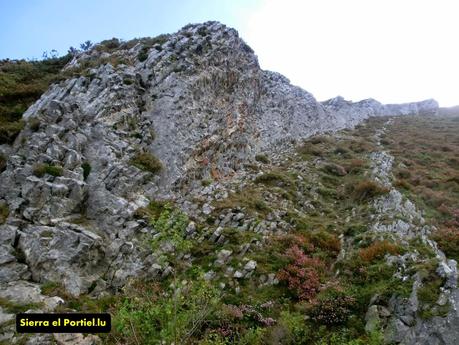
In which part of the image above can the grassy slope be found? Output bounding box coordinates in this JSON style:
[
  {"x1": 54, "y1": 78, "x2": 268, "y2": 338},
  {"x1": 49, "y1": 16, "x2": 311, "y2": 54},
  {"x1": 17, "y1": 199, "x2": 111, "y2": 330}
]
[
  {"x1": 376, "y1": 114, "x2": 459, "y2": 262},
  {"x1": 41, "y1": 120, "x2": 438, "y2": 345}
]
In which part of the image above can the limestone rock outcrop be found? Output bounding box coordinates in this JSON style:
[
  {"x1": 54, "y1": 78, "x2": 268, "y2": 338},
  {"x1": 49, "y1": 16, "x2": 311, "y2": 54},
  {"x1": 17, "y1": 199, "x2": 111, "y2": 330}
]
[{"x1": 0, "y1": 21, "x2": 439, "y2": 298}]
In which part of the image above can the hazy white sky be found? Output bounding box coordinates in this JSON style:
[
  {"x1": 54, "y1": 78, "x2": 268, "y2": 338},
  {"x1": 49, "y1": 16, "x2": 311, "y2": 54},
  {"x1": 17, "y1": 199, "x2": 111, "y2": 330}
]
[
  {"x1": 241, "y1": 0, "x2": 459, "y2": 106},
  {"x1": 1, "y1": 0, "x2": 457, "y2": 106}
]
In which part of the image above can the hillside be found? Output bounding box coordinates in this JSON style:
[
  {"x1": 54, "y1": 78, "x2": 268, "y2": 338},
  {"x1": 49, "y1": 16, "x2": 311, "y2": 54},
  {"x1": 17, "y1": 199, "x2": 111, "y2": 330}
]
[{"x1": 0, "y1": 22, "x2": 457, "y2": 345}]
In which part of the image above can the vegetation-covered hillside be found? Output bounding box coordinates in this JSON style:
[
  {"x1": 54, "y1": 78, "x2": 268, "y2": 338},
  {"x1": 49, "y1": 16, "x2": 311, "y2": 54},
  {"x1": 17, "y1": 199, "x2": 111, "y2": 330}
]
[
  {"x1": 0, "y1": 55, "x2": 72, "y2": 144},
  {"x1": 3, "y1": 114, "x2": 453, "y2": 344}
]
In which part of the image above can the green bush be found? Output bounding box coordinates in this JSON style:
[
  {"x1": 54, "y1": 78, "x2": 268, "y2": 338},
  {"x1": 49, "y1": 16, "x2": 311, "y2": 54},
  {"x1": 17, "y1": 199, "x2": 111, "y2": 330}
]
[
  {"x1": 0, "y1": 153, "x2": 6, "y2": 172},
  {"x1": 0, "y1": 56, "x2": 71, "y2": 137},
  {"x1": 95, "y1": 38, "x2": 121, "y2": 52},
  {"x1": 0, "y1": 201, "x2": 9, "y2": 224},
  {"x1": 137, "y1": 46, "x2": 150, "y2": 62},
  {"x1": 81, "y1": 162, "x2": 91, "y2": 180},
  {"x1": 33, "y1": 163, "x2": 63, "y2": 177},
  {"x1": 135, "y1": 199, "x2": 169, "y2": 221},
  {"x1": 150, "y1": 203, "x2": 191, "y2": 264},
  {"x1": 255, "y1": 154, "x2": 270, "y2": 164},
  {"x1": 130, "y1": 152, "x2": 162, "y2": 174},
  {"x1": 0, "y1": 120, "x2": 24, "y2": 144},
  {"x1": 113, "y1": 277, "x2": 220, "y2": 344}
]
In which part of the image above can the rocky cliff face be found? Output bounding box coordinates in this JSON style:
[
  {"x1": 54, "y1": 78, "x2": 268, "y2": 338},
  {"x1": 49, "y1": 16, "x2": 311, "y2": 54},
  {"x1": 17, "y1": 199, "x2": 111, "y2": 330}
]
[
  {"x1": 0, "y1": 19, "x2": 439, "y2": 297},
  {"x1": 0, "y1": 21, "x2": 445, "y2": 344}
]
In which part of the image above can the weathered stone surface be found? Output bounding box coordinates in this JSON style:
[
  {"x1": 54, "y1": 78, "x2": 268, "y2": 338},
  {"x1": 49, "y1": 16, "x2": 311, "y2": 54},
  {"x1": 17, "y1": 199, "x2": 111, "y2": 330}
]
[
  {"x1": 0, "y1": 280, "x2": 64, "y2": 312},
  {"x1": 368, "y1": 119, "x2": 459, "y2": 345},
  {"x1": 0, "y1": 21, "x2": 440, "y2": 308}
]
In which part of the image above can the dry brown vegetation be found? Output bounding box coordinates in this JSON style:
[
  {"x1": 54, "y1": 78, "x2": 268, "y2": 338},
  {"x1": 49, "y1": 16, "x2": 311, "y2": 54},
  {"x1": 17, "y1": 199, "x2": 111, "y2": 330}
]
[{"x1": 374, "y1": 114, "x2": 459, "y2": 261}]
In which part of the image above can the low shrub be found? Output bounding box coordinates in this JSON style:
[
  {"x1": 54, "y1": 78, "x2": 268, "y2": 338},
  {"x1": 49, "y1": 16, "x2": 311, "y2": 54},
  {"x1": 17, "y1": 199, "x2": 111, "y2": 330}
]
[
  {"x1": 130, "y1": 151, "x2": 162, "y2": 174},
  {"x1": 396, "y1": 169, "x2": 411, "y2": 179},
  {"x1": 349, "y1": 140, "x2": 374, "y2": 153},
  {"x1": 358, "y1": 240, "x2": 400, "y2": 263},
  {"x1": 137, "y1": 46, "x2": 150, "y2": 62},
  {"x1": 311, "y1": 293, "x2": 356, "y2": 325},
  {"x1": 0, "y1": 201, "x2": 9, "y2": 224},
  {"x1": 255, "y1": 154, "x2": 269, "y2": 164},
  {"x1": 344, "y1": 159, "x2": 366, "y2": 174},
  {"x1": 28, "y1": 118, "x2": 41, "y2": 132},
  {"x1": 254, "y1": 172, "x2": 290, "y2": 186},
  {"x1": 297, "y1": 143, "x2": 324, "y2": 157},
  {"x1": 333, "y1": 146, "x2": 349, "y2": 155},
  {"x1": 81, "y1": 162, "x2": 91, "y2": 180},
  {"x1": 0, "y1": 153, "x2": 6, "y2": 172},
  {"x1": 349, "y1": 180, "x2": 389, "y2": 201},
  {"x1": 33, "y1": 163, "x2": 63, "y2": 177},
  {"x1": 323, "y1": 163, "x2": 347, "y2": 176},
  {"x1": 309, "y1": 136, "x2": 330, "y2": 145},
  {"x1": 277, "y1": 245, "x2": 324, "y2": 301},
  {"x1": 95, "y1": 38, "x2": 121, "y2": 52},
  {"x1": 112, "y1": 278, "x2": 220, "y2": 344},
  {"x1": 394, "y1": 179, "x2": 411, "y2": 190},
  {"x1": 0, "y1": 120, "x2": 24, "y2": 144},
  {"x1": 432, "y1": 227, "x2": 459, "y2": 261},
  {"x1": 307, "y1": 231, "x2": 341, "y2": 256}
]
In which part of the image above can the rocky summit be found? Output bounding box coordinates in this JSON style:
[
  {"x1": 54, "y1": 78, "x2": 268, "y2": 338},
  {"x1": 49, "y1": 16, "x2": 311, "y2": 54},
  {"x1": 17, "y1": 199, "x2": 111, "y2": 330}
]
[{"x1": 1, "y1": 21, "x2": 457, "y2": 345}]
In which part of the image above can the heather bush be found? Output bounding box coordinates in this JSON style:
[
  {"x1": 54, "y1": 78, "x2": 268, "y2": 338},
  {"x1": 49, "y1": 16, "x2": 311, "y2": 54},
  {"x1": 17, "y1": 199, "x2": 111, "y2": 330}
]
[
  {"x1": 358, "y1": 240, "x2": 400, "y2": 263},
  {"x1": 277, "y1": 245, "x2": 324, "y2": 301},
  {"x1": 349, "y1": 180, "x2": 389, "y2": 201},
  {"x1": 311, "y1": 293, "x2": 356, "y2": 325},
  {"x1": 307, "y1": 231, "x2": 341, "y2": 257},
  {"x1": 432, "y1": 227, "x2": 459, "y2": 261}
]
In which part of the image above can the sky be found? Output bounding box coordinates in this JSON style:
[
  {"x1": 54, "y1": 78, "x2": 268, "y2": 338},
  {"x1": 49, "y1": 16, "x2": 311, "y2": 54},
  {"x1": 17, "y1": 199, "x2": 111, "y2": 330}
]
[{"x1": 1, "y1": 0, "x2": 458, "y2": 106}]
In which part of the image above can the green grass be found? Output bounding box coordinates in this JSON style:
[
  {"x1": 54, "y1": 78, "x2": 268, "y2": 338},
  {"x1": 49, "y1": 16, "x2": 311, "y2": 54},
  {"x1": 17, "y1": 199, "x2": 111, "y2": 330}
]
[
  {"x1": 0, "y1": 297, "x2": 43, "y2": 314},
  {"x1": 374, "y1": 115, "x2": 459, "y2": 259},
  {"x1": 0, "y1": 56, "x2": 71, "y2": 144},
  {"x1": 33, "y1": 163, "x2": 64, "y2": 177},
  {"x1": 130, "y1": 151, "x2": 163, "y2": 174},
  {"x1": 348, "y1": 180, "x2": 389, "y2": 202},
  {"x1": 0, "y1": 119, "x2": 24, "y2": 144}
]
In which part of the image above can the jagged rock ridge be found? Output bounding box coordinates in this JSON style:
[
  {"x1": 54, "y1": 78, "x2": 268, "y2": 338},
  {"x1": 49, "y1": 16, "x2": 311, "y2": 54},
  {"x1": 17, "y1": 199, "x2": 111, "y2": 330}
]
[{"x1": 0, "y1": 22, "x2": 439, "y2": 297}]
